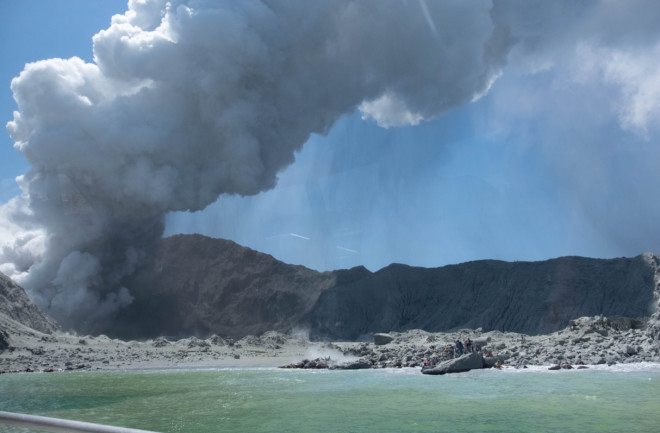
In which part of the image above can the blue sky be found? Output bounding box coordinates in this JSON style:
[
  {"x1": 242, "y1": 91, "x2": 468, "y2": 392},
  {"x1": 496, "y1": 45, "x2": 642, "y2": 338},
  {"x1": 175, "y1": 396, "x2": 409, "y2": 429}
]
[
  {"x1": 2, "y1": 0, "x2": 660, "y2": 281},
  {"x1": 163, "y1": 102, "x2": 570, "y2": 271},
  {"x1": 1, "y1": 0, "x2": 128, "y2": 202}
]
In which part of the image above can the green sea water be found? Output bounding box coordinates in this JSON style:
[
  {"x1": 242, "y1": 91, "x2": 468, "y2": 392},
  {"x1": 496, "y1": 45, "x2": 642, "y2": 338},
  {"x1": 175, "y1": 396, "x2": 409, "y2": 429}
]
[{"x1": 1, "y1": 365, "x2": 659, "y2": 433}]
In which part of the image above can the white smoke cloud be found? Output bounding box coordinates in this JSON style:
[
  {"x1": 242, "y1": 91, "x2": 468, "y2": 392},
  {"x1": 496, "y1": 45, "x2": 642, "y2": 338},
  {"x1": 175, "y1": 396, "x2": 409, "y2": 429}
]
[
  {"x1": 359, "y1": 93, "x2": 423, "y2": 129},
  {"x1": 588, "y1": 44, "x2": 660, "y2": 137},
  {"x1": 0, "y1": 195, "x2": 46, "y2": 279},
  {"x1": 1, "y1": 0, "x2": 506, "y2": 331}
]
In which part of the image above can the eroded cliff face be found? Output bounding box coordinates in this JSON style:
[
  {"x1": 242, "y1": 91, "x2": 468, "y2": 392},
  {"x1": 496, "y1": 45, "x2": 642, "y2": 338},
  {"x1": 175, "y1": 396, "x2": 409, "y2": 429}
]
[
  {"x1": 4, "y1": 234, "x2": 658, "y2": 342},
  {"x1": 307, "y1": 254, "x2": 660, "y2": 340},
  {"x1": 109, "y1": 237, "x2": 660, "y2": 340},
  {"x1": 109, "y1": 234, "x2": 340, "y2": 339},
  {"x1": 0, "y1": 272, "x2": 59, "y2": 335}
]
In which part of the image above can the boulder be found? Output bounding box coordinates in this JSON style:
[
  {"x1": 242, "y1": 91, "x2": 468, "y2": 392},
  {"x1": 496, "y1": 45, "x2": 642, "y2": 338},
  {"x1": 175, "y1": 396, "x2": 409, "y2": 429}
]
[
  {"x1": 473, "y1": 337, "x2": 491, "y2": 348},
  {"x1": 207, "y1": 334, "x2": 226, "y2": 346},
  {"x1": 374, "y1": 333, "x2": 394, "y2": 346},
  {"x1": 422, "y1": 351, "x2": 484, "y2": 375},
  {"x1": 336, "y1": 359, "x2": 372, "y2": 370},
  {"x1": 186, "y1": 337, "x2": 210, "y2": 349},
  {"x1": 152, "y1": 337, "x2": 170, "y2": 347},
  {"x1": 302, "y1": 359, "x2": 329, "y2": 369},
  {"x1": 482, "y1": 356, "x2": 504, "y2": 368}
]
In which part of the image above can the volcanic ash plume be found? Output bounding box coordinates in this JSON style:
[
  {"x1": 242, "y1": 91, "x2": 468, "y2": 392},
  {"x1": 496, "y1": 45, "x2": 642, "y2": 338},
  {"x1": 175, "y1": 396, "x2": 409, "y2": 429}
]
[{"x1": 1, "y1": 0, "x2": 507, "y2": 331}]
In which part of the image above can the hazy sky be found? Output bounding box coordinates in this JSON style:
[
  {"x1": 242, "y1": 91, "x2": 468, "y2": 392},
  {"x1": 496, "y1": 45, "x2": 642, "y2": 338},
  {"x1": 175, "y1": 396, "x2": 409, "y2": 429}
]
[{"x1": 2, "y1": 0, "x2": 660, "y2": 300}]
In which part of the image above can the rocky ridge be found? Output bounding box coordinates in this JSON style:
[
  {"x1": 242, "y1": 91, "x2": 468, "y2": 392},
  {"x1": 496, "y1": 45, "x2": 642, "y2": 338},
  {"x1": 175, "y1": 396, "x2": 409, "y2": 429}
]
[
  {"x1": 308, "y1": 253, "x2": 660, "y2": 340},
  {"x1": 111, "y1": 234, "x2": 340, "y2": 339},
  {"x1": 0, "y1": 272, "x2": 59, "y2": 335},
  {"x1": 104, "y1": 235, "x2": 660, "y2": 342}
]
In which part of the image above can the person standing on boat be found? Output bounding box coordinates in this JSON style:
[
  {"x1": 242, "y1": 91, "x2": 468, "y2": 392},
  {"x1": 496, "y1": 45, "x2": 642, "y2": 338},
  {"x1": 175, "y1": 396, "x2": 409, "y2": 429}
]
[{"x1": 455, "y1": 340, "x2": 464, "y2": 356}]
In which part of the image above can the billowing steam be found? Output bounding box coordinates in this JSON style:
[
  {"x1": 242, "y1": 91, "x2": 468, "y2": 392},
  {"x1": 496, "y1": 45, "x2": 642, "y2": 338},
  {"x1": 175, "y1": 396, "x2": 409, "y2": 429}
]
[{"x1": 0, "y1": 0, "x2": 509, "y2": 330}]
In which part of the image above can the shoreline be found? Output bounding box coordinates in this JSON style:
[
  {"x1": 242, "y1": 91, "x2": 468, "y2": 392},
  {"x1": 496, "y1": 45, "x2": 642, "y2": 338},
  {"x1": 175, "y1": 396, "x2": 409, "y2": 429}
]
[
  {"x1": 5, "y1": 361, "x2": 660, "y2": 375},
  {"x1": 2, "y1": 315, "x2": 659, "y2": 375}
]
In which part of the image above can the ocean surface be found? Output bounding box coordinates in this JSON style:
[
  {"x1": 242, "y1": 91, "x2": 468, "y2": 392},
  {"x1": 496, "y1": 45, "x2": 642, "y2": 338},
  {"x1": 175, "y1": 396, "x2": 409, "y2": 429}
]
[{"x1": 1, "y1": 364, "x2": 659, "y2": 433}]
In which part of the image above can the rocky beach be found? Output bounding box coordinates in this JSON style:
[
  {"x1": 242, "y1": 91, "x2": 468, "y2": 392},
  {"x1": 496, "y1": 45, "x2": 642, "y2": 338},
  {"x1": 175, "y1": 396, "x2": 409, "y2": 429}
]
[{"x1": 2, "y1": 314, "x2": 659, "y2": 374}]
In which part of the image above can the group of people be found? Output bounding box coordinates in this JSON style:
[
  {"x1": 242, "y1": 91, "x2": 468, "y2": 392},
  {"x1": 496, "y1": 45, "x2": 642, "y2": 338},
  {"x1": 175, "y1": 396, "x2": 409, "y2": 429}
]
[
  {"x1": 444, "y1": 338, "x2": 479, "y2": 358},
  {"x1": 453, "y1": 338, "x2": 474, "y2": 356},
  {"x1": 422, "y1": 338, "x2": 481, "y2": 368}
]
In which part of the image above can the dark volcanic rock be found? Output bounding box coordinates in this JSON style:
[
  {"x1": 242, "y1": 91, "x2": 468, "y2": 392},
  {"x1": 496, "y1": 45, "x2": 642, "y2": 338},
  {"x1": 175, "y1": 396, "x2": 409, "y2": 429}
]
[
  {"x1": 422, "y1": 352, "x2": 484, "y2": 375},
  {"x1": 482, "y1": 356, "x2": 505, "y2": 368},
  {"x1": 0, "y1": 272, "x2": 59, "y2": 334},
  {"x1": 308, "y1": 254, "x2": 659, "y2": 340},
  {"x1": 374, "y1": 333, "x2": 394, "y2": 345},
  {"x1": 89, "y1": 234, "x2": 659, "y2": 342},
  {"x1": 152, "y1": 337, "x2": 170, "y2": 347},
  {"x1": 111, "y1": 235, "x2": 340, "y2": 339},
  {"x1": 335, "y1": 359, "x2": 372, "y2": 370}
]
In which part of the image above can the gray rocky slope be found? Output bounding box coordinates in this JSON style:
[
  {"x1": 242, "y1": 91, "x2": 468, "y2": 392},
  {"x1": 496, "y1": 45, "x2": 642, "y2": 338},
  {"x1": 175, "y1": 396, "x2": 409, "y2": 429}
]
[
  {"x1": 0, "y1": 272, "x2": 59, "y2": 335},
  {"x1": 331, "y1": 314, "x2": 660, "y2": 369},
  {"x1": 2, "y1": 234, "x2": 659, "y2": 344},
  {"x1": 308, "y1": 253, "x2": 660, "y2": 340},
  {"x1": 103, "y1": 234, "x2": 660, "y2": 342},
  {"x1": 111, "y1": 234, "x2": 340, "y2": 338},
  {"x1": 1, "y1": 271, "x2": 59, "y2": 353}
]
